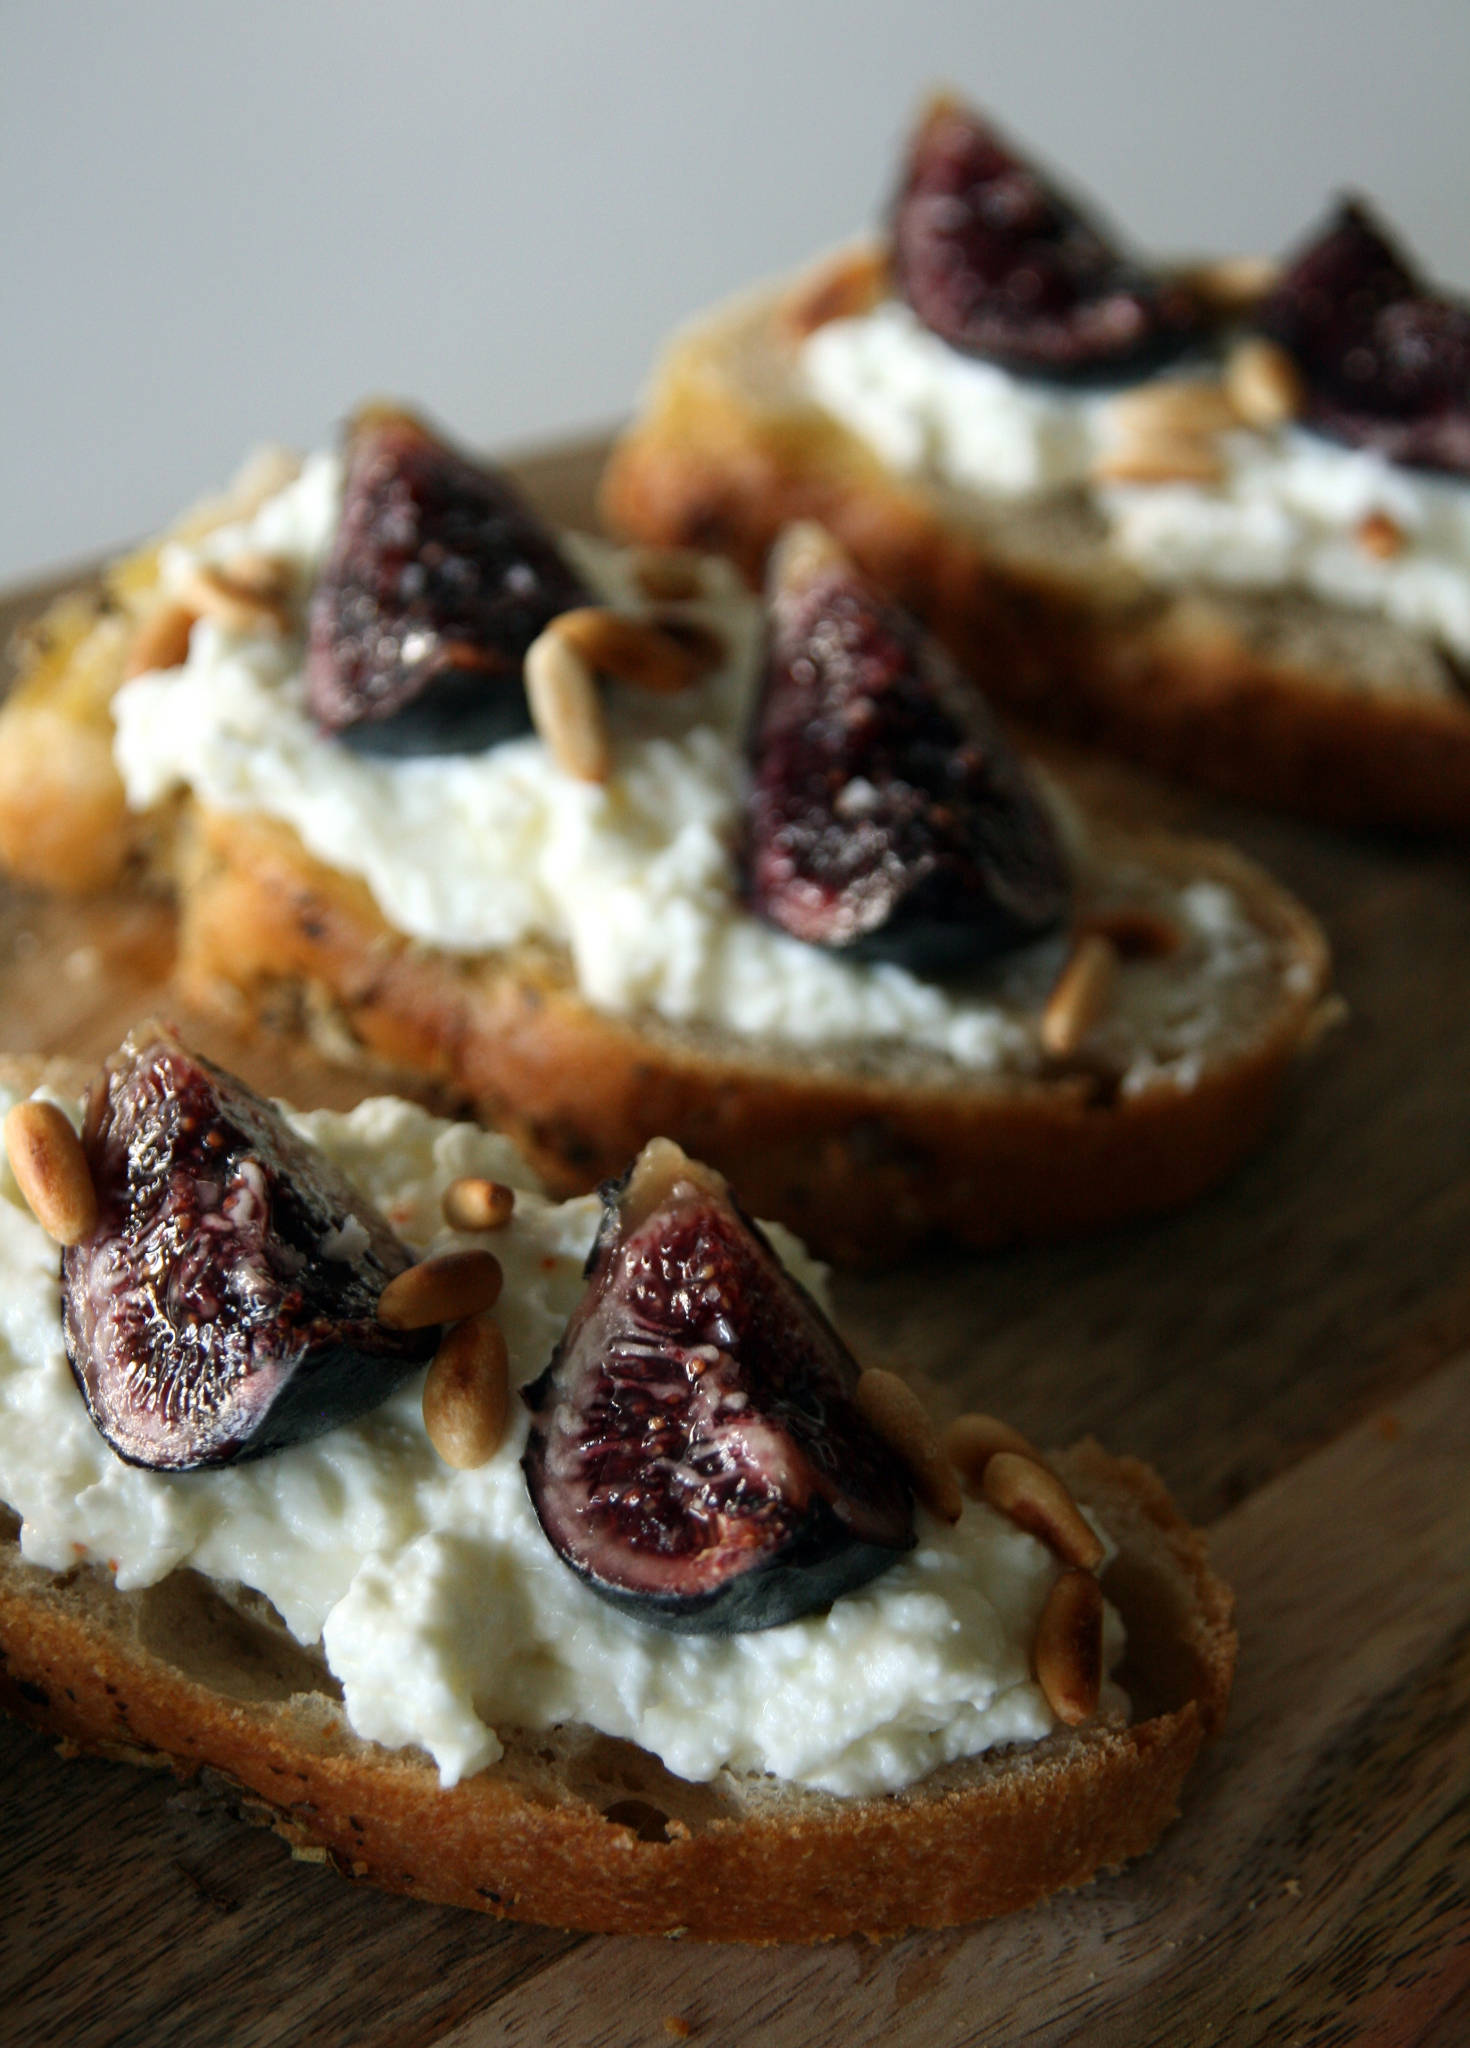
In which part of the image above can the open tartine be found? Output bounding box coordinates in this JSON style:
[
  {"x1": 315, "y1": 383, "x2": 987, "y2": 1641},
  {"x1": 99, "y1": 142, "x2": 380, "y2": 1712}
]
[
  {"x1": 0, "y1": 1047, "x2": 1234, "y2": 1942},
  {"x1": 602, "y1": 96, "x2": 1470, "y2": 832},
  {"x1": 0, "y1": 409, "x2": 1332, "y2": 1261}
]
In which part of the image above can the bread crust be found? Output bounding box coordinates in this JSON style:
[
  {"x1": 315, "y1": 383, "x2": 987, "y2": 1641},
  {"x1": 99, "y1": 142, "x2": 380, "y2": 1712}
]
[
  {"x1": 171, "y1": 806, "x2": 1329, "y2": 1264},
  {"x1": 0, "y1": 1440, "x2": 1234, "y2": 1941},
  {"x1": 0, "y1": 448, "x2": 300, "y2": 891},
  {"x1": 600, "y1": 266, "x2": 1470, "y2": 833}
]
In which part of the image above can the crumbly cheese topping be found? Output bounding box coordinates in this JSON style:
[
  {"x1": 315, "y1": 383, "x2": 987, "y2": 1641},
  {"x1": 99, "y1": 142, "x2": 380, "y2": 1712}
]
[
  {"x1": 111, "y1": 455, "x2": 1281, "y2": 1086},
  {"x1": 805, "y1": 296, "x2": 1470, "y2": 660},
  {"x1": 0, "y1": 1085, "x2": 1123, "y2": 1793}
]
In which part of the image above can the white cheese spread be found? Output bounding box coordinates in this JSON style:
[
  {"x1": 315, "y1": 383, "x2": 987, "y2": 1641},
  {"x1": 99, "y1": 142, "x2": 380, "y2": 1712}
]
[
  {"x1": 0, "y1": 1083, "x2": 1123, "y2": 1793},
  {"x1": 111, "y1": 455, "x2": 1278, "y2": 1086},
  {"x1": 805, "y1": 296, "x2": 1470, "y2": 660}
]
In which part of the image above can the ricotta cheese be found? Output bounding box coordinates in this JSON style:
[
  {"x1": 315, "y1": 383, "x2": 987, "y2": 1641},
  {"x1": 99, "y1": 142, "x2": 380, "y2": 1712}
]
[
  {"x1": 111, "y1": 456, "x2": 1277, "y2": 1085},
  {"x1": 0, "y1": 1083, "x2": 1123, "y2": 1793},
  {"x1": 805, "y1": 297, "x2": 1470, "y2": 660}
]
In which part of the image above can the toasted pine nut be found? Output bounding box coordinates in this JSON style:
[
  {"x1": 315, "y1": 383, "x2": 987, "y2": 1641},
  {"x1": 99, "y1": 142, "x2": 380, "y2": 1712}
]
[
  {"x1": 4, "y1": 1100, "x2": 97, "y2": 1246},
  {"x1": 856, "y1": 1368, "x2": 962, "y2": 1523},
  {"x1": 378, "y1": 1248, "x2": 503, "y2": 1330},
  {"x1": 634, "y1": 552, "x2": 705, "y2": 603},
  {"x1": 1224, "y1": 337, "x2": 1303, "y2": 431},
  {"x1": 945, "y1": 1413, "x2": 1046, "y2": 1496},
  {"x1": 524, "y1": 623, "x2": 610, "y2": 782},
  {"x1": 442, "y1": 1176, "x2": 516, "y2": 1232},
  {"x1": 422, "y1": 1314, "x2": 510, "y2": 1469},
  {"x1": 1107, "y1": 380, "x2": 1236, "y2": 442},
  {"x1": 651, "y1": 614, "x2": 726, "y2": 676},
  {"x1": 982, "y1": 1452, "x2": 1105, "y2": 1570},
  {"x1": 1034, "y1": 1567, "x2": 1105, "y2": 1726},
  {"x1": 1093, "y1": 431, "x2": 1226, "y2": 487},
  {"x1": 1081, "y1": 906, "x2": 1181, "y2": 962},
  {"x1": 1356, "y1": 510, "x2": 1406, "y2": 560},
  {"x1": 175, "y1": 554, "x2": 294, "y2": 634},
  {"x1": 124, "y1": 601, "x2": 197, "y2": 680},
  {"x1": 1174, "y1": 254, "x2": 1280, "y2": 320},
  {"x1": 1040, "y1": 932, "x2": 1120, "y2": 1060},
  {"x1": 555, "y1": 608, "x2": 707, "y2": 694},
  {"x1": 783, "y1": 244, "x2": 889, "y2": 338}
]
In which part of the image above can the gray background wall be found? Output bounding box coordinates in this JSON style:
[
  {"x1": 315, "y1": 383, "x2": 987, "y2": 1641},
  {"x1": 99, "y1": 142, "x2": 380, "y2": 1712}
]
[{"x1": 4, "y1": 0, "x2": 1468, "y2": 582}]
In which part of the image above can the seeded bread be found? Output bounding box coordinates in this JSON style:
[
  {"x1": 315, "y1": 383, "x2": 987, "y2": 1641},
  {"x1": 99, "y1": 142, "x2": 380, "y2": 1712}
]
[
  {"x1": 600, "y1": 259, "x2": 1470, "y2": 832},
  {"x1": 0, "y1": 1042, "x2": 1234, "y2": 1945},
  {"x1": 0, "y1": 463, "x2": 1332, "y2": 1262}
]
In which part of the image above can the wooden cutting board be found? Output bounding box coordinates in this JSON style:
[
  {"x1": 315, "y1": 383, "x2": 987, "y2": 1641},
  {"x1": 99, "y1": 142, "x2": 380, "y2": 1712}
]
[{"x1": 2, "y1": 443, "x2": 1467, "y2": 2048}]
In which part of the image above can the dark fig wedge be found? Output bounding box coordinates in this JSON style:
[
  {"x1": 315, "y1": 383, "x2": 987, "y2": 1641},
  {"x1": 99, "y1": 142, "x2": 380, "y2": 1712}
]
[
  {"x1": 1257, "y1": 198, "x2": 1470, "y2": 475},
  {"x1": 522, "y1": 1140, "x2": 915, "y2": 1633},
  {"x1": 61, "y1": 1031, "x2": 437, "y2": 1470},
  {"x1": 745, "y1": 525, "x2": 1069, "y2": 971},
  {"x1": 306, "y1": 405, "x2": 592, "y2": 752},
  {"x1": 891, "y1": 96, "x2": 1200, "y2": 379}
]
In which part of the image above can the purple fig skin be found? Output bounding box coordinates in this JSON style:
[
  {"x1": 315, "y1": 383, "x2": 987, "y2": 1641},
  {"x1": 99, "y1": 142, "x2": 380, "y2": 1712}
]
[
  {"x1": 1256, "y1": 198, "x2": 1470, "y2": 477},
  {"x1": 745, "y1": 528, "x2": 1070, "y2": 973},
  {"x1": 522, "y1": 1141, "x2": 916, "y2": 1634},
  {"x1": 61, "y1": 1033, "x2": 438, "y2": 1471},
  {"x1": 891, "y1": 98, "x2": 1200, "y2": 380},
  {"x1": 306, "y1": 407, "x2": 592, "y2": 752}
]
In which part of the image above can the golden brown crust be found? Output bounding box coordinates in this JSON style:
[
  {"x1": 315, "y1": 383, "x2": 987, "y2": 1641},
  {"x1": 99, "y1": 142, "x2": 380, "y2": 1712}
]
[
  {"x1": 0, "y1": 449, "x2": 300, "y2": 892},
  {"x1": 171, "y1": 806, "x2": 1329, "y2": 1264},
  {"x1": 600, "y1": 271, "x2": 1470, "y2": 833},
  {"x1": 0, "y1": 1444, "x2": 1234, "y2": 1941}
]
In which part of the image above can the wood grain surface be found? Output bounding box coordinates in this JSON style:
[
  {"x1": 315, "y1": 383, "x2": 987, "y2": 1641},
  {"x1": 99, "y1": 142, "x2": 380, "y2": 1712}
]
[{"x1": 1, "y1": 441, "x2": 1467, "y2": 2047}]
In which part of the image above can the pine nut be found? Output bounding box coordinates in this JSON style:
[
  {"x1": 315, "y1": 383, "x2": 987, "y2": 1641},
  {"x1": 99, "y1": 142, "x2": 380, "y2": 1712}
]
[
  {"x1": 856, "y1": 1368, "x2": 962, "y2": 1523},
  {"x1": 1357, "y1": 510, "x2": 1406, "y2": 560},
  {"x1": 175, "y1": 554, "x2": 294, "y2": 634},
  {"x1": 555, "y1": 608, "x2": 707, "y2": 694},
  {"x1": 634, "y1": 552, "x2": 704, "y2": 603},
  {"x1": 783, "y1": 244, "x2": 889, "y2": 338},
  {"x1": 1107, "y1": 381, "x2": 1236, "y2": 442},
  {"x1": 1034, "y1": 1567, "x2": 1105, "y2": 1726},
  {"x1": 1040, "y1": 932, "x2": 1120, "y2": 1060},
  {"x1": 982, "y1": 1452, "x2": 1104, "y2": 1570},
  {"x1": 422, "y1": 1314, "x2": 510, "y2": 1469},
  {"x1": 124, "y1": 601, "x2": 197, "y2": 680},
  {"x1": 1093, "y1": 431, "x2": 1226, "y2": 487},
  {"x1": 650, "y1": 614, "x2": 726, "y2": 677},
  {"x1": 1081, "y1": 907, "x2": 1181, "y2": 962},
  {"x1": 524, "y1": 623, "x2": 611, "y2": 782},
  {"x1": 4, "y1": 1100, "x2": 98, "y2": 1246},
  {"x1": 945, "y1": 1412, "x2": 1046, "y2": 1495},
  {"x1": 1224, "y1": 337, "x2": 1303, "y2": 431},
  {"x1": 441, "y1": 1176, "x2": 516, "y2": 1232},
  {"x1": 378, "y1": 1248, "x2": 503, "y2": 1330},
  {"x1": 1174, "y1": 254, "x2": 1280, "y2": 320}
]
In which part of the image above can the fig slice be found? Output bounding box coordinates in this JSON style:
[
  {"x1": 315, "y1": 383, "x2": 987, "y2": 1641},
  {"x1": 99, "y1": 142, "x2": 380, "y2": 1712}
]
[
  {"x1": 891, "y1": 96, "x2": 1200, "y2": 379},
  {"x1": 522, "y1": 1140, "x2": 916, "y2": 1634},
  {"x1": 61, "y1": 1031, "x2": 438, "y2": 1470},
  {"x1": 745, "y1": 524, "x2": 1070, "y2": 972},
  {"x1": 305, "y1": 404, "x2": 593, "y2": 753},
  {"x1": 1256, "y1": 198, "x2": 1470, "y2": 476}
]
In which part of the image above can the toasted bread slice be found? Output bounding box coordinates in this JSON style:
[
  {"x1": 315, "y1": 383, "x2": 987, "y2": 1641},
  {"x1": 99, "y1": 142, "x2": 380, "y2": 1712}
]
[
  {"x1": 0, "y1": 1443, "x2": 1232, "y2": 1941},
  {"x1": 0, "y1": 1053, "x2": 1234, "y2": 1940},
  {"x1": 601, "y1": 259, "x2": 1470, "y2": 832}
]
